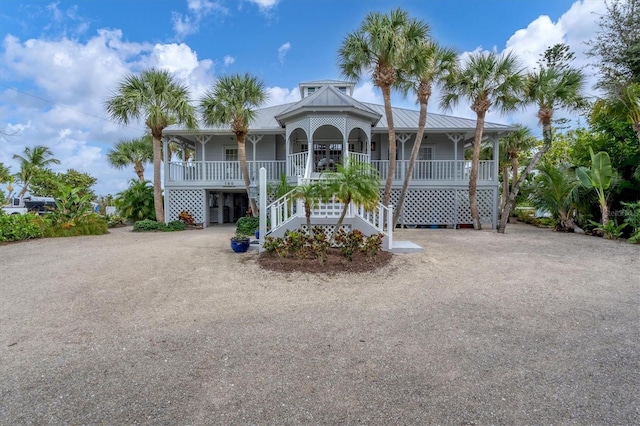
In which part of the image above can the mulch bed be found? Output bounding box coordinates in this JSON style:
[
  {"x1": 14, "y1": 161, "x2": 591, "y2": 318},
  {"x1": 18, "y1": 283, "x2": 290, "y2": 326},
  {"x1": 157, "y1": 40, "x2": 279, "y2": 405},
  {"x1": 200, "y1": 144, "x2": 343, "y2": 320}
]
[{"x1": 257, "y1": 248, "x2": 393, "y2": 274}]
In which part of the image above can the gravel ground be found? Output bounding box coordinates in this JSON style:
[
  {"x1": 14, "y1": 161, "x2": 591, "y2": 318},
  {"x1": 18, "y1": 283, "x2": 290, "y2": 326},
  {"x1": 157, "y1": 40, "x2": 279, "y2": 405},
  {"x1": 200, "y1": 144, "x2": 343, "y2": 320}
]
[{"x1": 0, "y1": 224, "x2": 638, "y2": 425}]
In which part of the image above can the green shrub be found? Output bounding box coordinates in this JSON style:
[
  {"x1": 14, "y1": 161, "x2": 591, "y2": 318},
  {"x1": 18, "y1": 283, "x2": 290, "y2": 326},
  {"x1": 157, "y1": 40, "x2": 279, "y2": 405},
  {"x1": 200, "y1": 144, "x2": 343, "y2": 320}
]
[
  {"x1": 132, "y1": 219, "x2": 186, "y2": 232},
  {"x1": 166, "y1": 220, "x2": 186, "y2": 231},
  {"x1": 621, "y1": 201, "x2": 640, "y2": 243},
  {"x1": 0, "y1": 212, "x2": 44, "y2": 242},
  {"x1": 236, "y1": 216, "x2": 260, "y2": 236},
  {"x1": 41, "y1": 213, "x2": 108, "y2": 238},
  {"x1": 107, "y1": 215, "x2": 126, "y2": 228},
  {"x1": 115, "y1": 180, "x2": 156, "y2": 222}
]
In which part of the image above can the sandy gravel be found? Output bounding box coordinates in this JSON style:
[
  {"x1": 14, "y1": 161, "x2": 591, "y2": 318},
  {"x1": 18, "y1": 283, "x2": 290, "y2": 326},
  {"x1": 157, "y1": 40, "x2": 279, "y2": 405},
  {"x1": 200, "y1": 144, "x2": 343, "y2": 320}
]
[{"x1": 0, "y1": 224, "x2": 638, "y2": 425}]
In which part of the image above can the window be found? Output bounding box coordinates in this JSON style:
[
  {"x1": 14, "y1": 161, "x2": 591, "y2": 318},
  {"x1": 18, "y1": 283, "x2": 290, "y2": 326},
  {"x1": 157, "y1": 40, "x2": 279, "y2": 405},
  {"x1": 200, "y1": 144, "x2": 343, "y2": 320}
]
[
  {"x1": 225, "y1": 147, "x2": 238, "y2": 161},
  {"x1": 307, "y1": 87, "x2": 316, "y2": 94},
  {"x1": 338, "y1": 86, "x2": 347, "y2": 93},
  {"x1": 418, "y1": 145, "x2": 433, "y2": 161}
]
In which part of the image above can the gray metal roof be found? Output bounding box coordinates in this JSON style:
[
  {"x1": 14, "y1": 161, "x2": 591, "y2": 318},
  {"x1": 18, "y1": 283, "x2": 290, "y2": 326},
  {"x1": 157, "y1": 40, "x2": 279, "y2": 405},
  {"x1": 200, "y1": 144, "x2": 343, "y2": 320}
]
[
  {"x1": 362, "y1": 103, "x2": 514, "y2": 132},
  {"x1": 276, "y1": 85, "x2": 380, "y2": 124},
  {"x1": 165, "y1": 97, "x2": 514, "y2": 135},
  {"x1": 299, "y1": 79, "x2": 353, "y2": 86}
]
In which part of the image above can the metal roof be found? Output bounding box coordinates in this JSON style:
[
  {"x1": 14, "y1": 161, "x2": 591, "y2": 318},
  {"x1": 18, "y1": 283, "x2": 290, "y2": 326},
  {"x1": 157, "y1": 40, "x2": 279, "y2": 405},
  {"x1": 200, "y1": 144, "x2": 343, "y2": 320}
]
[
  {"x1": 165, "y1": 97, "x2": 514, "y2": 135},
  {"x1": 298, "y1": 79, "x2": 353, "y2": 86}
]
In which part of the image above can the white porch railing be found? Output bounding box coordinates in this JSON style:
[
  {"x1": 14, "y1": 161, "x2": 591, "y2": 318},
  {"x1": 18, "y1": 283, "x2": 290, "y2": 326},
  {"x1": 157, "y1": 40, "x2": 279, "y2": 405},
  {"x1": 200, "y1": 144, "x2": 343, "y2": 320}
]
[
  {"x1": 168, "y1": 161, "x2": 286, "y2": 182},
  {"x1": 347, "y1": 152, "x2": 370, "y2": 164},
  {"x1": 371, "y1": 160, "x2": 494, "y2": 181},
  {"x1": 268, "y1": 191, "x2": 299, "y2": 230},
  {"x1": 287, "y1": 152, "x2": 308, "y2": 177}
]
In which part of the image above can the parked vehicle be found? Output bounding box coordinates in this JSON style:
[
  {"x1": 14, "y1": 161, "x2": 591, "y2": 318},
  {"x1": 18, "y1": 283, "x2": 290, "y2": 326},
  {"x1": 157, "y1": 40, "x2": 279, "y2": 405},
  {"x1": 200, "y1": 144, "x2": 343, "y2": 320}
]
[{"x1": 1, "y1": 196, "x2": 57, "y2": 215}]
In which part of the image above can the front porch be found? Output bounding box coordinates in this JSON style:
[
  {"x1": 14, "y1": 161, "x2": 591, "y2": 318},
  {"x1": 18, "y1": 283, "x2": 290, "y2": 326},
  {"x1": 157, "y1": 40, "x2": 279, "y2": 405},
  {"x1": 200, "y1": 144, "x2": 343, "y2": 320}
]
[{"x1": 166, "y1": 158, "x2": 496, "y2": 186}]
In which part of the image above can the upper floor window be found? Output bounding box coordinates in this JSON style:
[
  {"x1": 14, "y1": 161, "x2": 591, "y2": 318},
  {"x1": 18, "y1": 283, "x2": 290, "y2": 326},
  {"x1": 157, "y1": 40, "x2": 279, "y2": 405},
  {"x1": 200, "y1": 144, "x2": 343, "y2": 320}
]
[
  {"x1": 419, "y1": 145, "x2": 433, "y2": 161},
  {"x1": 338, "y1": 86, "x2": 347, "y2": 93},
  {"x1": 307, "y1": 87, "x2": 316, "y2": 94},
  {"x1": 225, "y1": 147, "x2": 238, "y2": 161}
]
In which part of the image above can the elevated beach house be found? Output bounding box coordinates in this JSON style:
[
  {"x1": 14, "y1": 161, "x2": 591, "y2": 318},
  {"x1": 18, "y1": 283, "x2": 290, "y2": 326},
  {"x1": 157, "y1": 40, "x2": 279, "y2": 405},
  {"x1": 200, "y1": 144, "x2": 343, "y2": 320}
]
[{"x1": 162, "y1": 79, "x2": 514, "y2": 236}]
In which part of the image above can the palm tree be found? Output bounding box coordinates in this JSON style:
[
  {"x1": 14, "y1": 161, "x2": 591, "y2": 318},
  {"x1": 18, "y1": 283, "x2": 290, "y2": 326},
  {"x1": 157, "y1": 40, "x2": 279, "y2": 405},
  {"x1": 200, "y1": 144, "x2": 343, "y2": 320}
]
[
  {"x1": 393, "y1": 40, "x2": 458, "y2": 225},
  {"x1": 105, "y1": 68, "x2": 197, "y2": 223},
  {"x1": 497, "y1": 66, "x2": 586, "y2": 233},
  {"x1": 497, "y1": 126, "x2": 538, "y2": 213},
  {"x1": 593, "y1": 82, "x2": 640, "y2": 148},
  {"x1": 200, "y1": 73, "x2": 267, "y2": 216},
  {"x1": 441, "y1": 51, "x2": 525, "y2": 230},
  {"x1": 338, "y1": 8, "x2": 429, "y2": 206},
  {"x1": 531, "y1": 162, "x2": 583, "y2": 232},
  {"x1": 323, "y1": 160, "x2": 381, "y2": 240},
  {"x1": 13, "y1": 145, "x2": 61, "y2": 197},
  {"x1": 291, "y1": 182, "x2": 325, "y2": 232},
  {"x1": 107, "y1": 136, "x2": 153, "y2": 181}
]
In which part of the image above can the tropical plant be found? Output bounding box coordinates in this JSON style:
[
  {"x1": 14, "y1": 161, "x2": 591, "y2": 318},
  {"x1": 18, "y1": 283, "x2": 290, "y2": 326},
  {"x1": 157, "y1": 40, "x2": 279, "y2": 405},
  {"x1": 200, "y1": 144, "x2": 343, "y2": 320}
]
[
  {"x1": 291, "y1": 181, "x2": 326, "y2": 232},
  {"x1": 498, "y1": 60, "x2": 586, "y2": 233},
  {"x1": 29, "y1": 168, "x2": 97, "y2": 200},
  {"x1": 107, "y1": 135, "x2": 154, "y2": 181},
  {"x1": 441, "y1": 51, "x2": 525, "y2": 229},
  {"x1": 105, "y1": 68, "x2": 198, "y2": 222},
  {"x1": 114, "y1": 179, "x2": 156, "y2": 222},
  {"x1": 621, "y1": 200, "x2": 640, "y2": 243},
  {"x1": 338, "y1": 7, "x2": 429, "y2": 206},
  {"x1": 393, "y1": 40, "x2": 458, "y2": 226},
  {"x1": 322, "y1": 160, "x2": 381, "y2": 240},
  {"x1": 531, "y1": 163, "x2": 583, "y2": 232},
  {"x1": 12, "y1": 145, "x2": 61, "y2": 198},
  {"x1": 200, "y1": 73, "x2": 267, "y2": 217},
  {"x1": 593, "y1": 82, "x2": 640, "y2": 148},
  {"x1": 577, "y1": 148, "x2": 616, "y2": 226},
  {"x1": 496, "y1": 126, "x2": 538, "y2": 216},
  {"x1": 47, "y1": 182, "x2": 94, "y2": 227},
  {"x1": 0, "y1": 212, "x2": 43, "y2": 242}
]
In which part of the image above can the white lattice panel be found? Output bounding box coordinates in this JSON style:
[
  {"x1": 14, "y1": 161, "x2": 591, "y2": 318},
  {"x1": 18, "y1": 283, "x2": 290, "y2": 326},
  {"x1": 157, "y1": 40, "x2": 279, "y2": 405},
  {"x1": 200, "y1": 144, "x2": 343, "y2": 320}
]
[
  {"x1": 300, "y1": 224, "x2": 351, "y2": 241},
  {"x1": 346, "y1": 118, "x2": 370, "y2": 141},
  {"x1": 287, "y1": 119, "x2": 309, "y2": 141},
  {"x1": 391, "y1": 188, "x2": 495, "y2": 226},
  {"x1": 167, "y1": 189, "x2": 205, "y2": 223},
  {"x1": 310, "y1": 117, "x2": 345, "y2": 136}
]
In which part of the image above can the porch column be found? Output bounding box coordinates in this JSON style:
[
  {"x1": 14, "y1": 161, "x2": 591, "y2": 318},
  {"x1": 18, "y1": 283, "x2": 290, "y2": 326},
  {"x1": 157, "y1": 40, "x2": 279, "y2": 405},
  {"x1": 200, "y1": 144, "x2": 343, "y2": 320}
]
[
  {"x1": 447, "y1": 133, "x2": 464, "y2": 181},
  {"x1": 396, "y1": 133, "x2": 411, "y2": 179},
  {"x1": 217, "y1": 192, "x2": 224, "y2": 224},
  {"x1": 163, "y1": 137, "x2": 169, "y2": 223},
  {"x1": 492, "y1": 134, "x2": 499, "y2": 182},
  {"x1": 247, "y1": 134, "x2": 263, "y2": 181}
]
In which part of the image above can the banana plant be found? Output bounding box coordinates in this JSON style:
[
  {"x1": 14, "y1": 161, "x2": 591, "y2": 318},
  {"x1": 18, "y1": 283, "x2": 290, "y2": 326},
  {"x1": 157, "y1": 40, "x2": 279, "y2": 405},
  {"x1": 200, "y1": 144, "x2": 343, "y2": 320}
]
[{"x1": 576, "y1": 147, "x2": 614, "y2": 226}]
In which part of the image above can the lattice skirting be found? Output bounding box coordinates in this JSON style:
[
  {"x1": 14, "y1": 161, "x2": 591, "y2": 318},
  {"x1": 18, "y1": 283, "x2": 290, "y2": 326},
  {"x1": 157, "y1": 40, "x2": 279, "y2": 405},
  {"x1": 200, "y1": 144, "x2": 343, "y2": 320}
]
[
  {"x1": 391, "y1": 188, "x2": 495, "y2": 226},
  {"x1": 166, "y1": 189, "x2": 205, "y2": 223}
]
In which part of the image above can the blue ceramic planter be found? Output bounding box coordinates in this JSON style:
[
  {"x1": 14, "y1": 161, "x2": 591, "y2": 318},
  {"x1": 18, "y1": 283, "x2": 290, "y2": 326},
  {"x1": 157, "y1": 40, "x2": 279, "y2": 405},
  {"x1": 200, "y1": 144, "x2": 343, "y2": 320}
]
[{"x1": 231, "y1": 239, "x2": 250, "y2": 253}]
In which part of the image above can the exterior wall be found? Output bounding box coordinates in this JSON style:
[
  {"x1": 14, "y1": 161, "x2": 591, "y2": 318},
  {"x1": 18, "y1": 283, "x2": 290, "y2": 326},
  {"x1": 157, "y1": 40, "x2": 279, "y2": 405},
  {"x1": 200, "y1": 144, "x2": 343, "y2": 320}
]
[{"x1": 200, "y1": 135, "x2": 280, "y2": 161}]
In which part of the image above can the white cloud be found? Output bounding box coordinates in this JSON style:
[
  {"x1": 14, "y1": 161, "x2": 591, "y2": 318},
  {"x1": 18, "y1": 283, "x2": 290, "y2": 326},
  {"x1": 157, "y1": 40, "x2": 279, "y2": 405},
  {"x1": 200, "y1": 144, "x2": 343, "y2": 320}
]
[
  {"x1": 248, "y1": 0, "x2": 279, "y2": 12},
  {"x1": 353, "y1": 81, "x2": 383, "y2": 105},
  {"x1": 265, "y1": 86, "x2": 299, "y2": 106},
  {"x1": 223, "y1": 55, "x2": 235, "y2": 66},
  {"x1": 173, "y1": 0, "x2": 228, "y2": 40},
  {"x1": 277, "y1": 42, "x2": 290, "y2": 63},
  {"x1": 0, "y1": 30, "x2": 216, "y2": 196}
]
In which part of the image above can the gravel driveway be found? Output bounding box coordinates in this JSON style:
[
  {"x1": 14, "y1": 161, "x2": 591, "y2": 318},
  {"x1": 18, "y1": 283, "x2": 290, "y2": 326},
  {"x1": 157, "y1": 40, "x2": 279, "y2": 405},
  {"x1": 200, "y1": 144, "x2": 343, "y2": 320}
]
[{"x1": 1, "y1": 224, "x2": 638, "y2": 425}]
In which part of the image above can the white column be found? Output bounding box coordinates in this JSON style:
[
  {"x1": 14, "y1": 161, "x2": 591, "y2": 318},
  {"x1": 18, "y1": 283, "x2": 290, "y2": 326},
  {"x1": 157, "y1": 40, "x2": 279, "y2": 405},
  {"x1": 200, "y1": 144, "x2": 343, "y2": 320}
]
[
  {"x1": 217, "y1": 192, "x2": 224, "y2": 224},
  {"x1": 259, "y1": 167, "x2": 267, "y2": 252}
]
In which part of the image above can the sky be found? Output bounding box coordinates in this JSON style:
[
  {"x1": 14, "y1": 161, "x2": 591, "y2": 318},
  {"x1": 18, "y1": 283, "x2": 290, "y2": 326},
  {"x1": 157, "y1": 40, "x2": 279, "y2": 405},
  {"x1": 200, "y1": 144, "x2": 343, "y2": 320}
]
[{"x1": 0, "y1": 0, "x2": 611, "y2": 197}]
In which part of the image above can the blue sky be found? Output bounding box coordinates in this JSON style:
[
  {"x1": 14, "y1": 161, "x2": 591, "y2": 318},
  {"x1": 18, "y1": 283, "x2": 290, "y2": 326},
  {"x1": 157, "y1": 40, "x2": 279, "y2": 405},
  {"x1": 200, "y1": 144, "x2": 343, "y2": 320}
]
[{"x1": 0, "y1": 0, "x2": 608, "y2": 196}]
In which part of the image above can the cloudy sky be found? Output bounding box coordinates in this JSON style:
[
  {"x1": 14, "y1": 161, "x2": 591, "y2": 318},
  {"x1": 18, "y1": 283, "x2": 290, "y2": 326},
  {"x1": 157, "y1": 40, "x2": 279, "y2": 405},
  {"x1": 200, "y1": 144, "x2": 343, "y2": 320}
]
[{"x1": 0, "y1": 0, "x2": 609, "y2": 196}]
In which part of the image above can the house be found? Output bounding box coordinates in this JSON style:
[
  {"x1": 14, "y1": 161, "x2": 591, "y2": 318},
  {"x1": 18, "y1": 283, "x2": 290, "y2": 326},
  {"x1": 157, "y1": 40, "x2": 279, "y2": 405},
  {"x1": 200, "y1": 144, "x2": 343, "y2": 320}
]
[{"x1": 162, "y1": 79, "x2": 514, "y2": 234}]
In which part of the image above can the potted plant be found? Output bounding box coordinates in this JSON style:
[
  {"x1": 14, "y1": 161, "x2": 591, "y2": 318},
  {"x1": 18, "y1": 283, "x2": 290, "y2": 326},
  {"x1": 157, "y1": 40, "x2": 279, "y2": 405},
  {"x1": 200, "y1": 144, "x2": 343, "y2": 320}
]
[{"x1": 230, "y1": 232, "x2": 251, "y2": 253}]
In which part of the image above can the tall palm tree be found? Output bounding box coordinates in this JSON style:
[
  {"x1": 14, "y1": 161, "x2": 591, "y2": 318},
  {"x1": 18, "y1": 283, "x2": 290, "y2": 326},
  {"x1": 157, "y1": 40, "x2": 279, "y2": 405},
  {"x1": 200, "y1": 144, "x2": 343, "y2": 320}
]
[
  {"x1": 441, "y1": 51, "x2": 525, "y2": 230},
  {"x1": 106, "y1": 135, "x2": 153, "y2": 181},
  {"x1": 393, "y1": 40, "x2": 458, "y2": 225},
  {"x1": 105, "y1": 68, "x2": 197, "y2": 223},
  {"x1": 13, "y1": 145, "x2": 61, "y2": 197},
  {"x1": 593, "y1": 82, "x2": 640, "y2": 147},
  {"x1": 323, "y1": 161, "x2": 381, "y2": 240},
  {"x1": 497, "y1": 126, "x2": 538, "y2": 213},
  {"x1": 338, "y1": 8, "x2": 429, "y2": 206},
  {"x1": 498, "y1": 66, "x2": 586, "y2": 233},
  {"x1": 200, "y1": 73, "x2": 267, "y2": 216}
]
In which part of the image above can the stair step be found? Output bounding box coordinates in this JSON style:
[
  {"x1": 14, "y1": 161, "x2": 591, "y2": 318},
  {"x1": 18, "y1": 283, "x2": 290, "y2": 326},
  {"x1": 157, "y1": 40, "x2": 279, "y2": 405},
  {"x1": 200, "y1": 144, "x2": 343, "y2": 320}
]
[{"x1": 389, "y1": 240, "x2": 423, "y2": 254}]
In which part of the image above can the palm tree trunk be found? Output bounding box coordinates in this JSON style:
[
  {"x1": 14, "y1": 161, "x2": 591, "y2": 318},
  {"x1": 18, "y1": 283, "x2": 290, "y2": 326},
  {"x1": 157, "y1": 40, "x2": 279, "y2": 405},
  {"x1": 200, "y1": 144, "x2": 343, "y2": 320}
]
[
  {"x1": 599, "y1": 192, "x2": 609, "y2": 226},
  {"x1": 393, "y1": 98, "x2": 428, "y2": 226},
  {"x1": 331, "y1": 196, "x2": 351, "y2": 241},
  {"x1": 469, "y1": 111, "x2": 486, "y2": 230},
  {"x1": 381, "y1": 84, "x2": 396, "y2": 207},
  {"x1": 499, "y1": 166, "x2": 509, "y2": 214},
  {"x1": 511, "y1": 157, "x2": 519, "y2": 192},
  {"x1": 305, "y1": 202, "x2": 312, "y2": 233},
  {"x1": 134, "y1": 162, "x2": 145, "y2": 181},
  {"x1": 237, "y1": 134, "x2": 258, "y2": 216},
  {"x1": 151, "y1": 133, "x2": 165, "y2": 223},
  {"x1": 498, "y1": 120, "x2": 553, "y2": 233}
]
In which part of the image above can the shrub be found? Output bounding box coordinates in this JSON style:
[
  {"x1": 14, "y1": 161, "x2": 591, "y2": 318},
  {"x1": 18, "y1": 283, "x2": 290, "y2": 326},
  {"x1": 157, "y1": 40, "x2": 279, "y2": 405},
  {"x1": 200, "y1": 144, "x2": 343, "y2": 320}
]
[
  {"x1": 133, "y1": 219, "x2": 164, "y2": 232},
  {"x1": 166, "y1": 220, "x2": 186, "y2": 231},
  {"x1": 41, "y1": 213, "x2": 108, "y2": 238},
  {"x1": 621, "y1": 201, "x2": 640, "y2": 244},
  {"x1": 0, "y1": 212, "x2": 44, "y2": 242},
  {"x1": 236, "y1": 216, "x2": 260, "y2": 236},
  {"x1": 178, "y1": 210, "x2": 195, "y2": 225},
  {"x1": 107, "y1": 215, "x2": 126, "y2": 228},
  {"x1": 115, "y1": 180, "x2": 156, "y2": 222}
]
